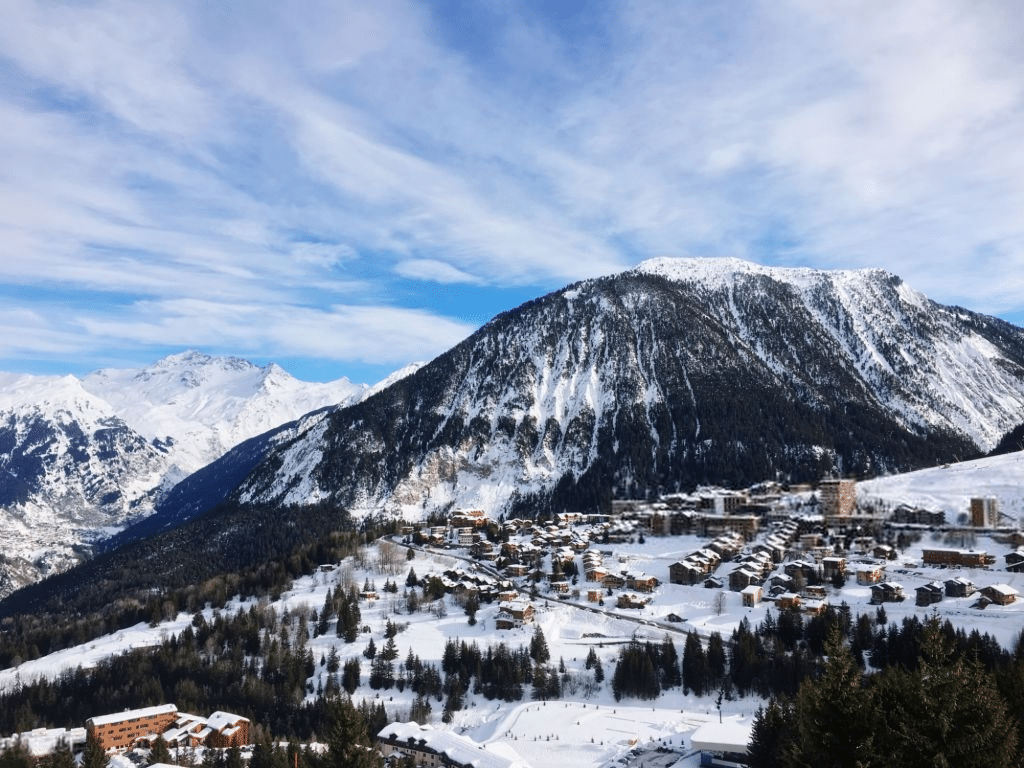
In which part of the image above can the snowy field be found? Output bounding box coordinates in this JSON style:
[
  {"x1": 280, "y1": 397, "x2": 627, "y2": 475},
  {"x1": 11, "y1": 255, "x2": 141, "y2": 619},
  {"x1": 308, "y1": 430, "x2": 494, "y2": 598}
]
[{"x1": 860, "y1": 450, "x2": 1024, "y2": 526}]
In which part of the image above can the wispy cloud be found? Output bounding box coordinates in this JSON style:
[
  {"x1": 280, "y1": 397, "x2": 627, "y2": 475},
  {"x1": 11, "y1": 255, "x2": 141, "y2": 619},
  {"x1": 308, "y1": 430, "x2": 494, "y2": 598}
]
[{"x1": 1, "y1": 0, "x2": 1023, "y2": 380}]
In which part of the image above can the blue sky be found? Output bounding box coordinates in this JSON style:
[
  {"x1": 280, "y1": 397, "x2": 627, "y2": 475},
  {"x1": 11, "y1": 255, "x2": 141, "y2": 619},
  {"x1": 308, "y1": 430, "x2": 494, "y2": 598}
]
[{"x1": 2, "y1": 0, "x2": 1023, "y2": 384}]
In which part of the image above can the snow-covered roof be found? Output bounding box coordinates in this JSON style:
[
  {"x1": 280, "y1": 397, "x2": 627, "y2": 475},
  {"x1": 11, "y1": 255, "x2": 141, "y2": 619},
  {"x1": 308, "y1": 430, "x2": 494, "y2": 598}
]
[
  {"x1": 377, "y1": 722, "x2": 528, "y2": 768},
  {"x1": 207, "y1": 711, "x2": 248, "y2": 730},
  {"x1": 689, "y1": 718, "x2": 753, "y2": 753},
  {"x1": 985, "y1": 583, "x2": 1019, "y2": 597},
  {"x1": 0, "y1": 727, "x2": 86, "y2": 756},
  {"x1": 88, "y1": 704, "x2": 178, "y2": 727}
]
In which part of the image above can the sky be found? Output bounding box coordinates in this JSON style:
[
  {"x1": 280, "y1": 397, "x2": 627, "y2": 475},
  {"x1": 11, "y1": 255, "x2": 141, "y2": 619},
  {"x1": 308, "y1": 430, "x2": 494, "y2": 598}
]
[{"x1": 2, "y1": 0, "x2": 1024, "y2": 384}]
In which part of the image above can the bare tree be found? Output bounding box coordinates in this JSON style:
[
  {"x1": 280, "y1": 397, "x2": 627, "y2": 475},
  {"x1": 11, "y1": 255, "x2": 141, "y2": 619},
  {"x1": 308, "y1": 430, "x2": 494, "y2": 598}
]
[{"x1": 714, "y1": 591, "x2": 727, "y2": 616}]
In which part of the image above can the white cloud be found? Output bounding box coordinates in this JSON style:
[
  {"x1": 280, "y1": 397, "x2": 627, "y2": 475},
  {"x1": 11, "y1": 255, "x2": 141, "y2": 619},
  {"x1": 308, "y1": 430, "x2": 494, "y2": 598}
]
[
  {"x1": 394, "y1": 260, "x2": 483, "y2": 285},
  {"x1": 75, "y1": 299, "x2": 476, "y2": 366}
]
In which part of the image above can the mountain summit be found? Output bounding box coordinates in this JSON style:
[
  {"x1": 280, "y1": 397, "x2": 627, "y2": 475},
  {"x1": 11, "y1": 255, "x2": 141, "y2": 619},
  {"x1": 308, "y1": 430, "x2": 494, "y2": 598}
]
[
  {"x1": 0, "y1": 353, "x2": 383, "y2": 596},
  {"x1": 225, "y1": 258, "x2": 1024, "y2": 520}
]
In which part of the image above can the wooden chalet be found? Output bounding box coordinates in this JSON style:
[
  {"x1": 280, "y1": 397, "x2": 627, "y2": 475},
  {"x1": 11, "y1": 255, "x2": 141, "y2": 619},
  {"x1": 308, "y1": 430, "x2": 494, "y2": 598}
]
[
  {"x1": 856, "y1": 566, "x2": 884, "y2": 585},
  {"x1": 870, "y1": 582, "x2": 905, "y2": 604},
  {"x1": 944, "y1": 577, "x2": 975, "y2": 597},
  {"x1": 741, "y1": 584, "x2": 762, "y2": 607},
  {"x1": 980, "y1": 584, "x2": 1019, "y2": 606},
  {"x1": 915, "y1": 581, "x2": 944, "y2": 607}
]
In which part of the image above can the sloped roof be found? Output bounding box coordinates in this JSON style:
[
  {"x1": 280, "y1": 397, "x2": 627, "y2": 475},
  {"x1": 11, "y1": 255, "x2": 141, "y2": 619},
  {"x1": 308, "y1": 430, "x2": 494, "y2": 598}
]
[{"x1": 378, "y1": 722, "x2": 528, "y2": 768}]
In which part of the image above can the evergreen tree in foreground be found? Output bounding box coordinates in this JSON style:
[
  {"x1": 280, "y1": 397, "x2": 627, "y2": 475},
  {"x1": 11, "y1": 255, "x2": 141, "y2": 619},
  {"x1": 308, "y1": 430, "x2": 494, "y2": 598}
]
[{"x1": 325, "y1": 697, "x2": 383, "y2": 768}]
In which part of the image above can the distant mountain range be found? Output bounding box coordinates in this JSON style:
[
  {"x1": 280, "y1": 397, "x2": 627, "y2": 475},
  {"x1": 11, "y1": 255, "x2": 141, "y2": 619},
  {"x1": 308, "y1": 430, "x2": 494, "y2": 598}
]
[{"x1": 0, "y1": 352, "x2": 418, "y2": 596}]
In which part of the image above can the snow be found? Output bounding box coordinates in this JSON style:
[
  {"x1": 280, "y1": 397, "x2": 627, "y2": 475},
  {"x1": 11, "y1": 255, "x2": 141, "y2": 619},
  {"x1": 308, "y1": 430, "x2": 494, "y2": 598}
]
[{"x1": 859, "y1": 451, "x2": 1024, "y2": 526}]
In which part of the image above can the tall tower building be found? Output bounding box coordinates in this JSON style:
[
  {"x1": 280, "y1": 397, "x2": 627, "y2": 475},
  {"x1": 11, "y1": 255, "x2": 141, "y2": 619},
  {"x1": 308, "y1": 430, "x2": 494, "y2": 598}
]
[
  {"x1": 970, "y1": 497, "x2": 998, "y2": 527},
  {"x1": 820, "y1": 478, "x2": 856, "y2": 523}
]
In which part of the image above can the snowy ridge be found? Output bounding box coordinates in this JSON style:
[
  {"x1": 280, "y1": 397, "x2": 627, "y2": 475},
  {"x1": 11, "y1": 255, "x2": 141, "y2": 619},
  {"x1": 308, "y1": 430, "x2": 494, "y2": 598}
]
[{"x1": 232, "y1": 258, "x2": 1024, "y2": 522}]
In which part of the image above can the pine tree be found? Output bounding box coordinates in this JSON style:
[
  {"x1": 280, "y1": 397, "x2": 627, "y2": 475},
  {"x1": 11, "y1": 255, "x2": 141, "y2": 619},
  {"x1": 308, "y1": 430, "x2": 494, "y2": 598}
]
[
  {"x1": 682, "y1": 630, "x2": 707, "y2": 695},
  {"x1": 342, "y1": 657, "x2": 361, "y2": 694},
  {"x1": 82, "y1": 733, "x2": 108, "y2": 768},
  {"x1": 789, "y1": 624, "x2": 882, "y2": 768},
  {"x1": 1, "y1": 742, "x2": 35, "y2": 768},
  {"x1": 746, "y1": 699, "x2": 796, "y2": 768},
  {"x1": 325, "y1": 696, "x2": 383, "y2": 768},
  {"x1": 530, "y1": 626, "x2": 550, "y2": 664},
  {"x1": 149, "y1": 735, "x2": 172, "y2": 765},
  {"x1": 706, "y1": 631, "x2": 726, "y2": 689},
  {"x1": 658, "y1": 635, "x2": 681, "y2": 689},
  {"x1": 874, "y1": 617, "x2": 1018, "y2": 768}
]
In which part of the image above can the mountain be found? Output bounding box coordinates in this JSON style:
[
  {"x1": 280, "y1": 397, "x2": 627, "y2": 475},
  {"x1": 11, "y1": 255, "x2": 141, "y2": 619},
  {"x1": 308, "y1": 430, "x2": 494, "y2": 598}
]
[
  {"x1": 224, "y1": 258, "x2": 1024, "y2": 520},
  {"x1": 0, "y1": 352, "x2": 407, "y2": 597}
]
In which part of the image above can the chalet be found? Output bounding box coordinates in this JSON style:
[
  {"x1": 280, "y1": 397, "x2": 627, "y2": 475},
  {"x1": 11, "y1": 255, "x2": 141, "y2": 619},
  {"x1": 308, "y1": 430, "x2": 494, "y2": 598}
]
[
  {"x1": 470, "y1": 540, "x2": 495, "y2": 559},
  {"x1": 856, "y1": 566, "x2": 884, "y2": 585},
  {"x1": 377, "y1": 722, "x2": 527, "y2": 768},
  {"x1": 450, "y1": 509, "x2": 488, "y2": 528},
  {"x1": 1005, "y1": 551, "x2": 1024, "y2": 573},
  {"x1": 86, "y1": 706, "x2": 250, "y2": 753},
  {"x1": 980, "y1": 584, "x2": 1019, "y2": 606},
  {"x1": 803, "y1": 585, "x2": 827, "y2": 600},
  {"x1": 495, "y1": 600, "x2": 535, "y2": 629},
  {"x1": 669, "y1": 560, "x2": 704, "y2": 586},
  {"x1": 707, "y1": 534, "x2": 744, "y2": 560},
  {"x1": 626, "y1": 572, "x2": 659, "y2": 593},
  {"x1": 776, "y1": 593, "x2": 801, "y2": 611},
  {"x1": 870, "y1": 582, "x2": 905, "y2": 604},
  {"x1": 784, "y1": 560, "x2": 818, "y2": 581},
  {"x1": 873, "y1": 544, "x2": 897, "y2": 561},
  {"x1": 696, "y1": 514, "x2": 759, "y2": 540},
  {"x1": 944, "y1": 577, "x2": 975, "y2": 597},
  {"x1": 549, "y1": 579, "x2": 570, "y2": 594},
  {"x1": 891, "y1": 504, "x2": 945, "y2": 526},
  {"x1": 503, "y1": 563, "x2": 530, "y2": 578},
  {"x1": 915, "y1": 581, "x2": 944, "y2": 607},
  {"x1": 586, "y1": 589, "x2": 604, "y2": 603},
  {"x1": 821, "y1": 556, "x2": 846, "y2": 580},
  {"x1": 86, "y1": 704, "x2": 179, "y2": 752},
  {"x1": 801, "y1": 599, "x2": 828, "y2": 616},
  {"x1": 703, "y1": 576, "x2": 724, "y2": 589},
  {"x1": 602, "y1": 572, "x2": 627, "y2": 590},
  {"x1": 754, "y1": 538, "x2": 787, "y2": 564},
  {"x1": 616, "y1": 593, "x2": 651, "y2": 609},
  {"x1": 769, "y1": 573, "x2": 793, "y2": 590},
  {"x1": 741, "y1": 584, "x2": 762, "y2": 608},
  {"x1": 728, "y1": 567, "x2": 759, "y2": 592}
]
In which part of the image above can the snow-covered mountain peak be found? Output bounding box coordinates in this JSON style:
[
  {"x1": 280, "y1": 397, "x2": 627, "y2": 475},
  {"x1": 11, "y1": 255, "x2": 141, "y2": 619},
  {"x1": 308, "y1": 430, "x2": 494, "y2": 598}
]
[
  {"x1": 0, "y1": 353, "x2": 408, "y2": 597},
  {"x1": 633, "y1": 256, "x2": 895, "y2": 292}
]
